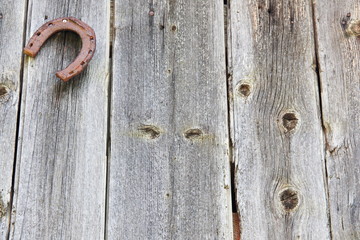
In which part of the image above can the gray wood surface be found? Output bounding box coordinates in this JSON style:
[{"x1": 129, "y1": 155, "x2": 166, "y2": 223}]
[
  {"x1": 0, "y1": 0, "x2": 26, "y2": 239},
  {"x1": 9, "y1": 0, "x2": 109, "y2": 239},
  {"x1": 314, "y1": 1, "x2": 360, "y2": 239},
  {"x1": 107, "y1": 0, "x2": 233, "y2": 239},
  {"x1": 2, "y1": 1, "x2": 360, "y2": 239},
  {"x1": 228, "y1": 0, "x2": 330, "y2": 239}
]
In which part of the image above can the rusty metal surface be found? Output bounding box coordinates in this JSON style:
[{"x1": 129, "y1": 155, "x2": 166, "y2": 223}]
[
  {"x1": 23, "y1": 17, "x2": 96, "y2": 81},
  {"x1": 233, "y1": 213, "x2": 241, "y2": 240}
]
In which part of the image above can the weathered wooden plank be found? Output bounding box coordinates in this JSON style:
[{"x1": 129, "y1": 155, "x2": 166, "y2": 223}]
[
  {"x1": 228, "y1": 1, "x2": 330, "y2": 239},
  {"x1": 9, "y1": 1, "x2": 109, "y2": 239},
  {"x1": 0, "y1": 0, "x2": 26, "y2": 239},
  {"x1": 314, "y1": 1, "x2": 360, "y2": 239},
  {"x1": 108, "y1": 0, "x2": 232, "y2": 239}
]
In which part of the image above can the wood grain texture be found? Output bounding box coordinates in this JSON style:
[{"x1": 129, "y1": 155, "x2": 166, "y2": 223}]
[
  {"x1": 0, "y1": 0, "x2": 26, "y2": 239},
  {"x1": 9, "y1": 0, "x2": 109, "y2": 239},
  {"x1": 314, "y1": 1, "x2": 360, "y2": 239},
  {"x1": 108, "y1": 0, "x2": 232, "y2": 239},
  {"x1": 228, "y1": 0, "x2": 330, "y2": 239}
]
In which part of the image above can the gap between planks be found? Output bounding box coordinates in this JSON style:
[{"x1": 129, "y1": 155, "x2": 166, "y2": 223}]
[
  {"x1": 6, "y1": 0, "x2": 30, "y2": 238},
  {"x1": 310, "y1": 1, "x2": 333, "y2": 239},
  {"x1": 223, "y1": 0, "x2": 241, "y2": 239},
  {"x1": 104, "y1": 0, "x2": 115, "y2": 239}
]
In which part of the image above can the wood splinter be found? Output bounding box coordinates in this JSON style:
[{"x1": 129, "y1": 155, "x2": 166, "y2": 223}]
[{"x1": 23, "y1": 17, "x2": 96, "y2": 81}]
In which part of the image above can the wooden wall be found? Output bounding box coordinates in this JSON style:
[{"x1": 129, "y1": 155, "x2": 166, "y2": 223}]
[{"x1": 0, "y1": 0, "x2": 359, "y2": 239}]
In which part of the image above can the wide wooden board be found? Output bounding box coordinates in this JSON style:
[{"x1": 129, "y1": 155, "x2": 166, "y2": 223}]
[
  {"x1": 314, "y1": 1, "x2": 360, "y2": 238},
  {"x1": 0, "y1": 0, "x2": 26, "y2": 239},
  {"x1": 9, "y1": 0, "x2": 109, "y2": 239},
  {"x1": 107, "y1": 0, "x2": 233, "y2": 239},
  {"x1": 228, "y1": 0, "x2": 330, "y2": 239}
]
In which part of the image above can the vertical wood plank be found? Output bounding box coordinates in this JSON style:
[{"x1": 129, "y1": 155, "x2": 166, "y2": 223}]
[
  {"x1": 0, "y1": 0, "x2": 26, "y2": 239},
  {"x1": 9, "y1": 0, "x2": 109, "y2": 239},
  {"x1": 314, "y1": 1, "x2": 360, "y2": 238},
  {"x1": 108, "y1": 0, "x2": 232, "y2": 239},
  {"x1": 229, "y1": 0, "x2": 330, "y2": 239}
]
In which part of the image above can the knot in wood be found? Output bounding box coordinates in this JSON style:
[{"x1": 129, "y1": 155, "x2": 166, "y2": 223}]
[
  {"x1": 281, "y1": 112, "x2": 299, "y2": 132},
  {"x1": 0, "y1": 85, "x2": 8, "y2": 97},
  {"x1": 184, "y1": 128, "x2": 203, "y2": 140},
  {"x1": 0, "y1": 196, "x2": 6, "y2": 218},
  {"x1": 346, "y1": 20, "x2": 360, "y2": 37},
  {"x1": 0, "y1": 84, "x2": 10, "y2": 103},
  {"x1": 237, "y1": 83, "x2": 251, "y2": 97},
  {"x1": 279, "y1": 188, "x2": 299, "y2": 212},
  {"x1": 138, "y1": 125, "x2": 162, "y2": 139}
]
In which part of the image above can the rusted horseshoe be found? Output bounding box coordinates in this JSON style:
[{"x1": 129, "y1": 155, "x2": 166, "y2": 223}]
[{"x1": 23, "y1": 17, "x2": 96, "y2": 82}]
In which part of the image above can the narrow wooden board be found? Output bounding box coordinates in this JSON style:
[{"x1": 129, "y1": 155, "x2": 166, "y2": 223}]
[
  {"x1": 0, "y1": 0, "x2": 26, "y2": 239},
  {"x1": 108, "y1": 0, "x2": 233, "y2": 239},
  {"x1": 9, "y1": 0, "x2": 109, "y2": 239},
  {"x1": 228, "y1": 0, "x2": 330, "y2": 239},
  {"x1": 314, "y1": 1, "x2": 360, "y2": 238}
]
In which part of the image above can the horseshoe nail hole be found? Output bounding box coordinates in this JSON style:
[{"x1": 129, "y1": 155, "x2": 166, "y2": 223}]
[
  {"x1": 29, "y1": 43, "x2": 33, "y2": 47},
  {"x1": 48, "y1": 23, "x2": 53, "y2": 26},
  {"x1": 90, "y1": 36, "x2": 94, "y2": 40},
  {"x1": 36, "y1": 32, "x2": 41, "y2": 36},
  {"x1": 237, "y1": 83, "x2": 251, "y2": 97},
  {"x1": 184, "y1": 128, "x2": 203, "y2": 140},
  {"x1": 80, "y1": 61, "x2": 85, "y2": 65},
  {"x1": 282, "y1": 112, "x2": 299, "y2": 132},
  {"x1": 138, "y1": 125, "x2": 162, "y2": 139},
  {"x1": 69, "y1": 71, "x2": 74, "y2": 75},
  {"x1": 88, "y1": 50, "x2": 93, "y2": 54},
  {"x1": 279, "y1": 188, "x2": 299, "y2": 212}
]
